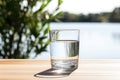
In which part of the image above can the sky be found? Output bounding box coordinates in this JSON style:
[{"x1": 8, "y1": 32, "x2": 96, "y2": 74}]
[{"x1": 48, "y1": 0, "x2": 120, "y2": 14}]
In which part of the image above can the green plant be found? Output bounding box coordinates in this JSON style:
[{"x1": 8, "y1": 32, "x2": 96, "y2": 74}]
[
  {"x1": 109, "y1": 7, "x2": 120, "y2": 22},
  {"x1": 0, "y1": 0, "x2": 62, "y2": 59}
]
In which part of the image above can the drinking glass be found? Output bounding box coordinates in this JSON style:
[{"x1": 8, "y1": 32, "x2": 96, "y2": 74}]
[{"x1": 49, "y1": 29, "x2": 80, "y2": 70}]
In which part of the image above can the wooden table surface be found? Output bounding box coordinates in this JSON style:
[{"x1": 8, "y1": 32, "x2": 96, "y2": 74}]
[{"x1": 1, "y1": 59, "x2": 120, "y2": 80}]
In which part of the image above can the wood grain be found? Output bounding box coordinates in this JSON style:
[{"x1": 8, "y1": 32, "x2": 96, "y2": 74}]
[{"x1": 0, "y1": 59, "x2": 120, "y2": 80}]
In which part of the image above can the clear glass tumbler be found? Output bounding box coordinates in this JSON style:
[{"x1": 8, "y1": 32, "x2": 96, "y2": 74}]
[{"x1": 49, "y1": 29, "x2": 80, "y2": 70}]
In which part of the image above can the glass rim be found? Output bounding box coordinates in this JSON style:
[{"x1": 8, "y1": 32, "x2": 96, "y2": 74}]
[{"x1": 50, "y1": 29, "x2": 80, "y2": 32}]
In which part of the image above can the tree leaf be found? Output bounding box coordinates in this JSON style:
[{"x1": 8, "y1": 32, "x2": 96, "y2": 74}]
[
  {"x1": 44, "y1": 23, "x2": 50, "y2": 35},
  {"x1": 39, "y1": 36, "x2": 47, "y2": 40},
  {"x1": 58, "y1": 0, "x2": 63, "y2": 6}
]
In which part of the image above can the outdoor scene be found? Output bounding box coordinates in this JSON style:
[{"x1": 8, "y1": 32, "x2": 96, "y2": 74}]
[{"x1": 0, "y1": 0, "x2": 120, "y2": 59}]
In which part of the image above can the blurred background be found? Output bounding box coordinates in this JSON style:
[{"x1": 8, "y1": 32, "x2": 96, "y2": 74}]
[{"x1": 0, "y1": 0, "x2": 120, "y2": 59}]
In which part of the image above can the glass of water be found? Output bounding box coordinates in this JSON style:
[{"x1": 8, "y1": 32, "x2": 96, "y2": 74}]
[{"x1": 49, "y1": 29, "x2": 80, "y2": 70}]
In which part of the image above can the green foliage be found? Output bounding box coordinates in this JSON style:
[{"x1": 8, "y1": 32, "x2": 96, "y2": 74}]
[
  {"x1": 53, "y1": 7, "x2": 120, "y2": 22},
  {"x1": 109, "y1": 7, "x2": 120, "y2": 22},
  {"x1": 0, "y1": 0, "x2": 62, "y2": 59}
]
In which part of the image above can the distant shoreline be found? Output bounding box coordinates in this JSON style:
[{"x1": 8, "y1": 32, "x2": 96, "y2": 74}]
[
  {"x1": 51, "y1": 22, "x2": 120, "y2": 23},
  {"x1": 52, "y1": 7, "x2": 120, "y2": 23}
]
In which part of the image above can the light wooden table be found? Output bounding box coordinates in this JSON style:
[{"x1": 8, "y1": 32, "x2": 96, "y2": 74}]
[{"x1": 0, "y1": 59, "x2": 120, "y2": 80}]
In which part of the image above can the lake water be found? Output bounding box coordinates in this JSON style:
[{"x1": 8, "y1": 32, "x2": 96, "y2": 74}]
[{"x1": 36, "y1": 22, "x2": 120, "y2": 59}]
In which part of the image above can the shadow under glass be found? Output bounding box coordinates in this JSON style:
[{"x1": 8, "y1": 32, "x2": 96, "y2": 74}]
[{"x1": 34, "y1": 68, "x2": 75, "y2": 78}]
